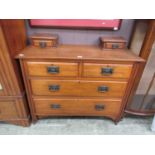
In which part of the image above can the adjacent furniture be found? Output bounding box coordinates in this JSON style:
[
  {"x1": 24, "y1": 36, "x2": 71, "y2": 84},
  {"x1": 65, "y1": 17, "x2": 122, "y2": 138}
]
[
  {"x1": 16, "y1": 45, "x2": 144, "y2": 123},
  {"x1": 126, "y1": 20, "x2": 155, "y2": 115},
  {"x1": 0, "y1": 20, "x2": 30, "y2": 126}
]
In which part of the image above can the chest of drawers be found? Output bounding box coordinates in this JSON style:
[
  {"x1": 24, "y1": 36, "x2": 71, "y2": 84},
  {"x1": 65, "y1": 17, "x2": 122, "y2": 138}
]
[{"x1": 16, "y1": 45, "x2": 144, "y2": 123}]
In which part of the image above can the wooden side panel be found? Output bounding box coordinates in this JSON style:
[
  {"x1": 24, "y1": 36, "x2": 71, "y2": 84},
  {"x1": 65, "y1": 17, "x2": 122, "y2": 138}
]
[
  {"x1": 0, "y1": 61, "x2": 8, "y2": 96},
  {"x1": 1, "y1": 19, "x2": 26, "y2": 57},
  {"x1": 0, "y1": 100, "x2": 18, "y2": 120},
  {"x1": 0, "y1": 98, "x2": 30, "y2": 126},
  {"x1": 0, "y1": 20, "x2": 27, "y2": 93},
  {"x1": 0, "y1": 20, "x2": 30, "y2": 126}
]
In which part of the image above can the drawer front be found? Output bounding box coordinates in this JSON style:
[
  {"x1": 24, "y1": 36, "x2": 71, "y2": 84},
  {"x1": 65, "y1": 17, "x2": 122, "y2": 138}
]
[
  {"x1": 32, "y1": 40, "x2": 58, "y2": 48},
  {"x1": 0, "y1": 101, "x2": 18, "y2": 120},
  {"x1": 30, "y1": 80, "x2": 127, "y2": 97},
  {"x1": 83, "y1": 63, "x2": 132, "y2": 79},
  {"x1": 27, "y1": 62, "x2": 78, "y2": 77},
  {"x1": 104, "y1": 42, "x2": 126, "y2": 49},
  {"x1": 34, "y1": 98, "x2": 122, "y2": 117}
]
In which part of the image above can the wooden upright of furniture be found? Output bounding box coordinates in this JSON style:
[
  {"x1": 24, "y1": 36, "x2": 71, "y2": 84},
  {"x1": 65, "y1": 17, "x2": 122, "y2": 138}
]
[
  {"x1": 0, "y1": 20, "x2": 30, "y2": 126},
  {"x1": 126, "y1": 20, "x2": 155, "y2": 115},
  {"x1": 16, "y1": 45, "x2": 144, "y2": 123}
]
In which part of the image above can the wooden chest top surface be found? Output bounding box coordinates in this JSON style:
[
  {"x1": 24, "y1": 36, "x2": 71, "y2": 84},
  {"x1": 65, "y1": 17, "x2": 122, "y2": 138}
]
[{"x1": 16, "y1": 44, "x2": 144, "y2": 62}]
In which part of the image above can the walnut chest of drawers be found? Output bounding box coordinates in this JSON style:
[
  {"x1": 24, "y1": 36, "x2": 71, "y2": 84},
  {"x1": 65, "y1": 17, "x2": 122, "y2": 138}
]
[{"x1": 16, "y1": 45, "x2": 144, "y2": 123}]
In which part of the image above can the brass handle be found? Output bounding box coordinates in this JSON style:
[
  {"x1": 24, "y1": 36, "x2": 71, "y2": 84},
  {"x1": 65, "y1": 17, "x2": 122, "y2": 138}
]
[
  {"x1": 39, "y1": 41, "x2": 47, "y2": 48},
  {"x1": 95, "y1": 104, "x2": 105, "y2": 111},
  {"x1": 48, "y1": 85, "x2": 60, "y2": 91},
  {"x1": 50, "y1": 104, "x2": 61, "y2": 109},
  {"x1": 112, "y1": 44, "x2": 119, "y2": 49},
  {"x1": 98, "y1": 86, "x2": 109, "y2": 93},
  {"x1": 47, "y1": 66, "x2": 59, "y2": 74},
  {"x1": 101, "y1": 67, "x2": 113, "y2": 75}
]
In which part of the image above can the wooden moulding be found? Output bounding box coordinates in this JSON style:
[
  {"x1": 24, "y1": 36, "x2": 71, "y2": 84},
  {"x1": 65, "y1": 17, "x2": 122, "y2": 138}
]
[{"x1": 29, "y1": 33, "x2": 59, "y2": 48}]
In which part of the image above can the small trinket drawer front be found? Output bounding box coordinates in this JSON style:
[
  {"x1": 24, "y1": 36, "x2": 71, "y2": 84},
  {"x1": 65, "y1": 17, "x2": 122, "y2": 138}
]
[
  {"x1": 16, "y1": 45, "x2": 144, "y2": 124},
  {"x1": 100, "y1": 37, "x2": 127, "y2": 49}
]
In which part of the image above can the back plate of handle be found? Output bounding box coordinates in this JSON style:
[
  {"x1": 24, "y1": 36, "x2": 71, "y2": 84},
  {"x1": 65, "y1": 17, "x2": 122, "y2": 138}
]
[
  {"x1": 95, "y1": 104, "x2": 105, "y2": 111},
  {"x1": 112, "y1": 44, "x2": 119, "y2": 49},
  {"x1": 39, "y1": 41, "x2": 47, "y2": 48},
  {"x1": 47, "y1": 66, "x2": 59, "y2": 74},
  {"x1": 101, "y1": 67, "x2": 113, "y2": 75},
  {"x1": 98, "y1": 86, "x2": 109, "y2": 92},
  {"x1": 48, "y1": 85, "x2": 60, "y2": 91},
  {"x1": 50, "y1": 104, "x2": 61, "y2": 109}
]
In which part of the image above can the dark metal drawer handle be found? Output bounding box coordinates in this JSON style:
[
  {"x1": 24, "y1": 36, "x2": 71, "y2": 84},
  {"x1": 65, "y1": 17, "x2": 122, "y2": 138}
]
[
  {"x1": 47, "y1": 66, "x2": 59, "y2": 74},
  {"x1": 95, "y1": 104, "x2": 105, "y2": 111},
  {"x1": 39, "y1": 41, "x2": 47, "y2": 48},
  {"x1": 50, "y1": 104, "x2": 61, "y2": 109},
  {"x1": 98, "y1": 86, "x2": 109, "y2": 93},
  {"x1": 112, "y1": 44, "x2": 119, "y2": 49},
  {"x1": 101, "y1": 67, "x2": 113, "y2": 75},
  {"x1": 48, "y1": 85, "x2": 60, "y2": 91}
]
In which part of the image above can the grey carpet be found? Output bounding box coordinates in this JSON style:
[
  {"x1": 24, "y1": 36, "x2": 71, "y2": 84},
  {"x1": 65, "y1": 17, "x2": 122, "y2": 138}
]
[{"x1": 0, "y1": 116, "x2": 155, "y2": 135}]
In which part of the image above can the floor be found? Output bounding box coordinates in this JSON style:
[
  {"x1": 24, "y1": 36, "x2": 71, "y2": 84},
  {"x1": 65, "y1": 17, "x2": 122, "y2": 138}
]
[{"x1": 0, "y1": 116, "x2": 155, "y2": 135}]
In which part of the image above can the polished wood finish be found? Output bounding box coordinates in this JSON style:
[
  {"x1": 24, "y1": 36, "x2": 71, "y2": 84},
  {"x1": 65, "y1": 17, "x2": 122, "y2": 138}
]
[
  {"x1": 0, "y1": 61, "x2": 9, "y2": 96},
  {"x1": 0, "y1": 100, "x2": 18, "y2": 120},
  {"x1": 27, "y1": 61, "x2": 78, "y2": 77},
  {"x1": 0, "y1": 20, "x2": 30, "y2": 126},
  {"x1": 30, "y1": 33, "x2": 58, "y2": 47},
  {"x1": 30, "y1": 79, "x2": 127, "y2": 97},
  {"x1": 17, "y1": 44, "x2": 144, "y2": 123},
  {"x1": 83, "y1": 63, "x2": 132, "y2": 79},
  {"x1": 16, "y1": 45, "x2": 144, "y2": 62},
  {"x1": 103, "y1": 42, "x2": 126, "y2": 49},
  {"x1": 100, "y1": 37, "x2": 126, "y2": 49},
  {"x1": 101, "y1": 36, "x2": 126, "y2": 43},
  {"x1": 139, "y1": 20, "x2": 155, "y2": 60},
  {"x1": 34, "y1": 98, "x2": 122, "y2": 120},
  {"x1": 1, "y1": 20, "x2": 27, "y2": 57},
  {"x1": 125, "y1": 20, "x2": 155, "y2": 114}
]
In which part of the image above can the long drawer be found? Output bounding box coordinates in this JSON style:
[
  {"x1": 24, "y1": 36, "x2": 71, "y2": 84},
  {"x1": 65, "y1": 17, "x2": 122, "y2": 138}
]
[
  {"x1": 0, "y1": 100, "x2": 18, "y2": 120},
  {"x1": 33, "y1": 98, "x2": 122, "y2": 118},
  {"x1": 26, "y1": 61, "x2": 78, "y2": 77},
  {"x1": 83, "y1": 63, "x2": 132, "y2": 79},
  {"x1": 30, "y1": 79, "x2": 127, "y2": 97}
]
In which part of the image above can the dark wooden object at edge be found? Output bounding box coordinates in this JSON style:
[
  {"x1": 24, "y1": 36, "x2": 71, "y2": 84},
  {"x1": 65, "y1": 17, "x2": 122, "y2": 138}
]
[
  {"x1": 0, "y1": 20, "x2": 30, "y2": 126},
  {"x1": 125, "y1": 20, "x2": 155, "y2": 116}
]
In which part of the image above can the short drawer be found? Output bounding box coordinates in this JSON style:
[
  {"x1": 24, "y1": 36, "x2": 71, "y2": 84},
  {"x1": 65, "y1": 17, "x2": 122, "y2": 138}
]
[
  {"x1": 26, "y1": 61, "x2": 78, "y2": 77},
  {"x1": 0, "y1": 101, "x2": 18, "y2": 120},
  {"x1": 34, "y1": 98, "x2": 122, "y2": 118},
  {"x1": 30, "y1": 79, "x2": 127, "y2": 98},
  {"x1": 103, "y1": 42, "x2": 126, "y2": 49},
  {"x1": 83, "y1": 63, "x2": 132, "y2": 79}
]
